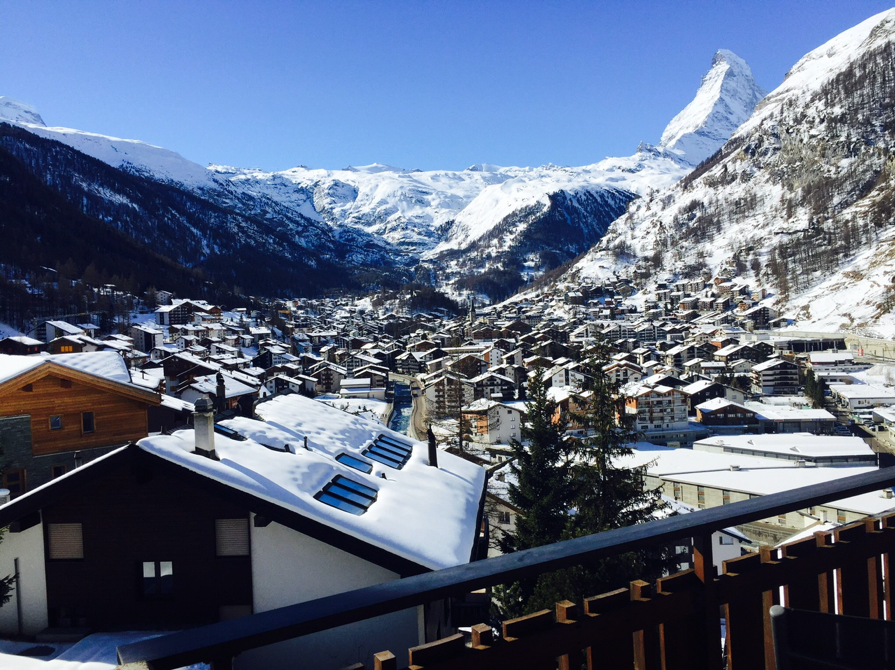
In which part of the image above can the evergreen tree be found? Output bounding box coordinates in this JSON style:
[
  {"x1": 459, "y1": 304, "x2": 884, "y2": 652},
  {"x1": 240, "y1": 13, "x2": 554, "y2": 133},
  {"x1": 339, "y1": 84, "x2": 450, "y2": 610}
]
[
  {"x1": 497, "y1": 346, "x2": 667, "y2": 616},
  {"x1": 805, "y1": 368, "x2": 826, "y2": 408},
  {"x1": 0, "y1": 527, "x2": 15, "y2": 607}
]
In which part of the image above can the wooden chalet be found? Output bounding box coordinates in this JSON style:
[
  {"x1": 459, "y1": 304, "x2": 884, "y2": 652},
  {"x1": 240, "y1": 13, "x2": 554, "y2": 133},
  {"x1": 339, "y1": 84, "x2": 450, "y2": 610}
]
[{"x1": 0, "y1": 352, "x2": 160, "y2": 496}]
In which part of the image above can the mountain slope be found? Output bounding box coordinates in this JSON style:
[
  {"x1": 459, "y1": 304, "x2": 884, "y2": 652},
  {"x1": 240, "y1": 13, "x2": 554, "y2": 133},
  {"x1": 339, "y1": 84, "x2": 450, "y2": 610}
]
[
  {"x1": 572, "y1": 8, "x2": 895, "y2": 337},
  {"x1": 0, "y1": 124, "x2": 401, "y2": 295},
  {"x1": 0, "y1": 47, "x2": 765, "y2": 296}
]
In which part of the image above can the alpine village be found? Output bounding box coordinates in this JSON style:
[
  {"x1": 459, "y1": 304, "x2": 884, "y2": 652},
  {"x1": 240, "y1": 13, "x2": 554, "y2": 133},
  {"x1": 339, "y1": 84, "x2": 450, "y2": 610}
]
[{"x1": 5, "y1": 7, "x2": 895, "y2": 670}]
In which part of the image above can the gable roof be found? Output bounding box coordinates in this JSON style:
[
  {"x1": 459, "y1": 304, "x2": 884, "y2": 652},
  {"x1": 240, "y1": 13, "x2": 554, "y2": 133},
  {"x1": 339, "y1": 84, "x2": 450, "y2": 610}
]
[
  {"x1": 0, "y1": 352, "x2": 160, "y2": 404},
  {"x1": 0, "y1": 394, "x2": 486, "y2": 576}
]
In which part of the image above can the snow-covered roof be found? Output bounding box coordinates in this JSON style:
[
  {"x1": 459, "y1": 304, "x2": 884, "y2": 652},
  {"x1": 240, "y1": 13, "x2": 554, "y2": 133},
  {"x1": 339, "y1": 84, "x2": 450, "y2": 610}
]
[
  {"x1": 694, "y1": 434, "x2": 872, "y2": 459},
  {"x1": 742, "y1": 401, "x2": 835, "y2": 422},
  {"x1": 138, "y1": 394, "x2": 485, "y2": 571},
  {"x1": 622, "y1": 444, "x2": 893, "y2": 517}
]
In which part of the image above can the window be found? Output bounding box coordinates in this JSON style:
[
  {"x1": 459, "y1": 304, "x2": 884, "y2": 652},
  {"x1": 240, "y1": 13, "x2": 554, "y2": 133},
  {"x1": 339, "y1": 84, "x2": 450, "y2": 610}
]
[
  {"x1": 215, "y1": 519, "x2": 250, "y2": 556},
  {"x1": 697, "y1": 485, "x2": 705, "y2": 509},
  {"x1": 48, "y1": 523, "x2": 83, "y2": 559},
  {"x1": 497, "y1": 511, "x2": 511, "y2": 525},
  {"x1": 49, "y1": 415, "x2": 63, "y2": 430},
  {"x1": 722, "y1": 490, "x2": 731, "y2": 505},
  {"x1": 81, "y1": 412, "x2": 95, "y2": 434},
  {"x1": 2, "y1": 469, "x2": 26, "y2": 497},
  {"x1": 362, "y1": 434, "x2": 413, "y2": 469},
  {"x1": 837, "y1": 509, "x2": 847, "y2": 525},
  {"x1": 315, "y1": 475, "x2": 377, "y2": 515},
  {"x1": 59, "y1": 345, "x2": 73, "y2": 353},
  {"x1": 673, "y1": 482, "x2": 682, "y2": 501},
  {"x1": 142, "y1": 561, "x2": 174, "y2": 596},
  {"x1": 778, "y1": 514, "x2": 787, "y2": 526},
  {"x1": 719, "y1": 535, "x2": 735, "y2": 545},
  {"x1": 51, "y1": 464, "x2": 67, "y2": 479},
  {"x1": 336, "y1": 453, "x2": 373, "y2": 474}
]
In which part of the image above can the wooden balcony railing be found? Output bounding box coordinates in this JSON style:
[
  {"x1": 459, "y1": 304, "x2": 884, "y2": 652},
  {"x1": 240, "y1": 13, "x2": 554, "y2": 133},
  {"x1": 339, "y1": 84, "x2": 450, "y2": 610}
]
[{"x1": 117, "y1": 466, "x2": 895, "y2": 670}]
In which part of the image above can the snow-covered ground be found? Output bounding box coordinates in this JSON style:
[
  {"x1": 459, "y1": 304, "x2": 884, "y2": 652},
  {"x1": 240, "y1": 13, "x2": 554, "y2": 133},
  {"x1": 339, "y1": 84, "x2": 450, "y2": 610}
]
[{"x1": 0, "y1": 631, "x2": 207, "y2": 670}]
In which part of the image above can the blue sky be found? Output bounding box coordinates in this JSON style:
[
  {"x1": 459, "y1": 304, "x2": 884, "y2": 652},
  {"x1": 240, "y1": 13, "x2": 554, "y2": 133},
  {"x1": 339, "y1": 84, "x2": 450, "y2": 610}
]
[{"x1": 1, "y1": 1, "x2": 892, "y2": 172}]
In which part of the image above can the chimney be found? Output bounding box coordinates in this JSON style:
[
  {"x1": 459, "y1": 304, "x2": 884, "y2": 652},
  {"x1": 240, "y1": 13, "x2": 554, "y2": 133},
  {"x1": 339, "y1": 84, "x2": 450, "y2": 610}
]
[
  {"x1": 883, "y1": 489, "x2": 894, "y2": 499},
  {"x1": 194, "y1": 397, "x2": 218, "y2": 460},
  {"x1": 796, "y1": 459, "x2": 806, "y2": 468},
  {"x1": 426, "y1": 425, "x2": 438, "y2": 468},
  {"x1": 215, "y1": 371, "x2": 227, "y2": 412},
  {"x1": 729, "y1": 464, "x2": 740, "y2": 471}
]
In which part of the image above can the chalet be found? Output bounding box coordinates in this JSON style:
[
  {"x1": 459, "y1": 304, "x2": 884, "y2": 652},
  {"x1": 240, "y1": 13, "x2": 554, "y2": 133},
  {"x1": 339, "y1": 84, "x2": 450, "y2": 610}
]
[
  {"x1": 309, "y1": 362, "x2": 348, "y2": 394},
  {"x1": 423, "y1": 373, "x2": 474, "y2": 418},
  {"x1": 681, "y1": 380, "x2": 745, "y2": 412},
  {"x1": 0, "y1": 352, "x2": 160, "y2": 496},
  {"x1": 180, "y1": 372, "x2": 258, "y2": 415},
  {"x1": 470, "y1": 371, "x2": 517, "y2": 401},
  {"x1": 0, "y1": 394, "x2": 486, "y2": 670},
  {"x1": 694, "y1": 398, "x2": 761, "y2": 433},
  {"x1": 0, "y1": 336, "x2": 44, "y2": 356},
  {"x1": 461, "y1": 399, "x2": 526, "y2": 445}
]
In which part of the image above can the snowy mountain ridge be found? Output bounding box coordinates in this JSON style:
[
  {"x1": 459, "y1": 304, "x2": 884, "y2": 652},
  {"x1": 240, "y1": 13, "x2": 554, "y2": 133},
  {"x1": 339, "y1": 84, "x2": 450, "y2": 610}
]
[
  {"x1": 0, "y1": 47, "x2": 764, "y2": 278},
  {"x1": 571, "y1": 8, "x2": 895, "y2": 338}
]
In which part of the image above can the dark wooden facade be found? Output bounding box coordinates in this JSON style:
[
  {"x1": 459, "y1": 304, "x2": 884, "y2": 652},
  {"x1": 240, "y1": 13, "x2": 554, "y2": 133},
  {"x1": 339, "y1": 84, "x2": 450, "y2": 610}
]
[{"x1": 42, "y1": 452, "x2": 252, "y2": 629}]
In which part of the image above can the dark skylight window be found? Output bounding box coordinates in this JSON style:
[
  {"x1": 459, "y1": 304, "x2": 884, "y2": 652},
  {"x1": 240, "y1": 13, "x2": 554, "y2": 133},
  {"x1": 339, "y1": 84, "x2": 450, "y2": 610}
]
[
  {"x1": 336, "y1": 453, "x2": 374, "y2": 474},
  {"x1": 315, "y1": 475, "x2": 377, "y2": 515},
  {"x1": 362, "y1": 434, "x2": 413, "y2": 469}
]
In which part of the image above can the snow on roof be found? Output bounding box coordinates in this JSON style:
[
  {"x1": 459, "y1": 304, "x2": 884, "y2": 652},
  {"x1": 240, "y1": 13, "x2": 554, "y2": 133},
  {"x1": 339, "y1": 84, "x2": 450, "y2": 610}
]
[
  {"x1": 694, "y1": 434, "x2": 872, "y2": 459},
  {"x1": 742, "y1": 401, "x2": 835, "y2": 421},
  {"x1": 695, "y1": 397, "x2": 747, "y2": 413},
  {"x1": 46, "y1": 320, "x2": 85, "y2": 334},
  {"x1": 51, "y1": 351, "x2": 133, "y2": 385},
  {"x1": 160, "y1": 394, "x2": 195, "y2": 413},
  {"x1": 138, "y1": 394, "x2": 485, "y2": 570},
  {"x1": 828, "y1": 383, "x2": 895, "y2": 400},
  {"x1": 623, "y1": 445, "x2": 891, "y2": 516},
  {"x1": 4, "y1": 335, "x2": 42, "y2": 346},
  {"x1": 809, "y1": 352, "x2": 855, "y2": 364},
  {"x1": 187, "y1": 374, "x2": 255, "y2": 399},
  {"x1": 0, "y1": 354, "x2": 44, "y2": 383},
  {"x1": 681, "y1": 379, "x2": 716, "y2": 395}
]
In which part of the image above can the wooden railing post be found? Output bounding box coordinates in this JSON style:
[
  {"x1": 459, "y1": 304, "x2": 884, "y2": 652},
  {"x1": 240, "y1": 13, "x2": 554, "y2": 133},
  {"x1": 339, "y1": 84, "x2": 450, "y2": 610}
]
[
  {"x1": 556, "y1": 600, "x2": 577, "y2": 670},
  {"x1": 722, "y1": 546, "x2": 779, "y2": 670},
  {"x1": 657, "y1": 570, "x2": 703, "y2": 670},
  {"x1": 584, "y1": 588, "x2": 634, "y2": 669},
  {"x1": 373, "y1": 651, "x2": 396, "y2": 670},
  {"x1": 630, "y1": 580, "x2": 661, "y2": 670},
  {"x1": 692, "y1": 532, "x2": 722, "y2": 670},
  {"x1": 780, "y1": 529, "x2": 834, "y2": 612},
  {"x1": 834, "y1": 518, "x2": 883, "y2": 618}
]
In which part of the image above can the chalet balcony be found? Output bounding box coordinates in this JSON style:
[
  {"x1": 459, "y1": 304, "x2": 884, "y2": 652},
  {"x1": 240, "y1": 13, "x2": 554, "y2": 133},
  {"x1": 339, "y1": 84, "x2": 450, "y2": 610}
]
[{"x1": 118, "y1": 467, "x2": 895, "y2": 670}]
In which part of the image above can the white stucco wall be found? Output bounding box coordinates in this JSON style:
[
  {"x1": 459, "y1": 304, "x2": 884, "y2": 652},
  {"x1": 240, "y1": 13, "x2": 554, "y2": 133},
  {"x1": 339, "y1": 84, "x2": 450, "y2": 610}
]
[
  {"x1": 238, "y1": 517, "x2": 421, "y2": 670},
  {"x1": 0, "y1": 522, "x2": 48, "y2": 635}
]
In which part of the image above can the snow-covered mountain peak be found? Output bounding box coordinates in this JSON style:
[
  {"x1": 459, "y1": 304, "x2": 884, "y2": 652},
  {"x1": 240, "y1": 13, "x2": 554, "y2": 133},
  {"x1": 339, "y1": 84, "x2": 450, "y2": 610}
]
[
  {"x1": 657, "y1": 49, "x2": 766, "y2": 166},
  {"x1": 741, "y1": 8, "x2": 895, "y2": 135},
  {"x1": 0, "y1": 97, "x2": 45, "y2": 127}
]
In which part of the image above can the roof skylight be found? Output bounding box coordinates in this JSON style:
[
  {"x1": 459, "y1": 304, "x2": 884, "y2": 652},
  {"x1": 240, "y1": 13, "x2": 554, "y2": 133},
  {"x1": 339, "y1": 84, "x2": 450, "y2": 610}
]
[
  {"x1": 362, "y1": 434, "x2": 413, "y2": 469},
  {"x1": 336, "y1": 453, "x2": 374, "y2": 474},
  {"x1": 315, "y1": 475, "x2": 377, "y2": 515}
]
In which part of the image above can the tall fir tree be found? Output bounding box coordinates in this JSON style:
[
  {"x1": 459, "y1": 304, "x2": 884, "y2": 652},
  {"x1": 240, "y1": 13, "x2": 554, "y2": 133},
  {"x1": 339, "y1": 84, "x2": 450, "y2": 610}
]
[{"x1": 497, "y1": 344, "x2": 667, "y2": 617}]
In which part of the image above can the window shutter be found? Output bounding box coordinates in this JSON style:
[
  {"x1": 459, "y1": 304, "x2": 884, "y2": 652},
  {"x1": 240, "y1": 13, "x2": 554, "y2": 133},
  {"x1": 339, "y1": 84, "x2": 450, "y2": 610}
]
[
  {"x1": 48, "y1": 523, "x2": 83, "y2": 559},
  {"x1": 215, "y1": 518, "x2": 249, "y2": 556}
]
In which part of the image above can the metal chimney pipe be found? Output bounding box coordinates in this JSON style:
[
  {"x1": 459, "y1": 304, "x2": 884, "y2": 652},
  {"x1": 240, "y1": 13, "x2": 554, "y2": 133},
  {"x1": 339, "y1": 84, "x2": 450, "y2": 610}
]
[{"x1": 426, "y1": 425, "x2": 438, "y2": 468}]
